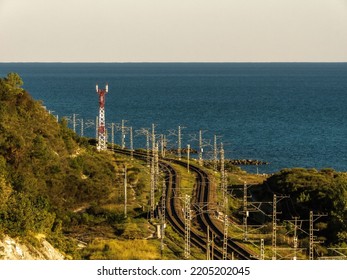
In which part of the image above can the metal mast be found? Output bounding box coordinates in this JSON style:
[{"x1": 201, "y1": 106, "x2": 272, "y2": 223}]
[
  {"x1": 184, "y1": 194, "x2": 191, "y2": 259},
  {"x1": 163, "y1": 135, "x2": 167, "y2": 158},
  {"x1": 308, "y1": 211, "x2": 326, "y2": 260},
  {"x1": 309, "y1": 211, "x2": 314, "y2": 260},
  {"x1": 150, "y1": 155, "x2": 155, "y2": 221},
  {"x1": 96, "y1": 84, "x2": 108, "y2": 151},
  {"x1": 213, "y1": 135, "x2": 218, "y2": 170},
  {"x1": 206, "y1": 226, "x2": 211, "y2": 260},
  {"x1": 220, "y1": 143, "x2": 226, "y2": 203},
  {"x1": 272, "y1": 194, "x2": 277, "y2": 260},
  {"x1": 160, "y1": 181, "x2": 166, "y2": 258},
  {"x1": 80, "y1": 118, "x2": 84, "y2": 137},
  {"x1": 154, "y1": 142, "x2": 159, "y2": 190},
  {"x1": 293, "y1": 216, "x2": 298, "y2": 260},
  {"x1": 152, "y1": 123, "x2": 156, "y2": 157},
  {"x1": 243, "y1": 182, "x2": 249, "y2": 241},
  {"x1": 178, "y1": 125, "x2": 182, "y2": 160},
  {"x1": 121, "y1": 120, "x2": 125, "y2": 149},
  {"x1": 146, "y1": 129, "x2": 150, "y2": 167},
  {"x1": 130, "y1": 126, "x2": 133, "y2": 159},
  {"x1": 111, "y1": 122, "x2": 115, "y2": 150},
  {"x1": 199, "y1": 130, "x2": 203, "y2": 166},
  {"x1": 187, "y1": 144, "x2": 190, "y2": 173},
  {"x1": 260, "y1": 239, "x2": 265, "y2": 260},
  {"x1": 124, "y1": 165, "x2": 127, "y2": 218},
  {"x1": 72, "y1": 113, "x2": 77, "y2": 133},
  {"x1": 223, "y1": 214, "x2": 229, "y2": 260},
  {"x1": 160, "y1": 134, "x2": 164, "y2": 157}
]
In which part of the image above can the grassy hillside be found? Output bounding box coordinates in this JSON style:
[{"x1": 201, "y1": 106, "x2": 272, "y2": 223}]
[
  {"x1": 0, "y1": 73, "x2": 185, "y2": 260},
  {"x1": 0, "y1": 73, "x2": 120, "y2": 255}
]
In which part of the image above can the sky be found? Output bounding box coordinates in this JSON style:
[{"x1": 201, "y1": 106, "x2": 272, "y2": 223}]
[{"x1": 0, "y1": 0, "x2": 347, "y2": 62}]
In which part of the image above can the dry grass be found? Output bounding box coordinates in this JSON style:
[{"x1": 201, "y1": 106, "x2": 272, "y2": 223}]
[{"x1": 83, "y1": 239, "x2": 161, "y2": 260}]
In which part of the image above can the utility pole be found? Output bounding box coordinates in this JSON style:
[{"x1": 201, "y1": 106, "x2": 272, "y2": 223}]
[
  {"x1": 310, "y1": 210, "x2": 315, "y2": 260},
  {"x1": 260, "y1": 239, "x2": 265, "y2": 260},
  {"x1": 72, "y1": 113, "x2": 77, "y2": 133},
  {"x1": 121, "y1": 120, "x2": 125, "y2": 149},
  {"x1": 271, "y1": 194, "x2": 289, "y2": 260},
  {"x1": 309, "y1": 211, "x2": 326, "y2": 260},
  {"x1": 96, "y1": 84, "x2": 108, "y2": 151},
  {"x1": 161, "y1": 181, "x2": 166, "y2": 258},
  {"x1": 111, "y1": 122, "x2": 115, "y2": 150},
  {"x1": 150, "y1": 155, "x2": 155, "y2": 221},
  {"x1": 198, "y1": 130, "x2": 203, "y2": 166},
  {"x1": 243, "y1": 182, "x2": 249, "y2": 241},
  {"x1": 184, "y1": 194, "x2": 191, "y2": 260},
  {"x1": 124, "y1": 165, "x2": 127, "y2": 218},
  {"x1": 163, "y1": 135, "x2": 167, "y2": 158},
  {"x1": 213, "y1": 135, "x2": 218, "y2": 171},
  {"x1": 146, "y1": 129, "x2": 150, "y2": 167},
  {"x1": 154, "y1": 142, "x2": 159, "y2": 190},
  {"x1": 206, "y1": 226, "x2": 210, "y2": 260},
  {"x1": 293, "y1": 216, "x2": 298, "y2": 260},
  {"x1": 187, "y1": 144, "x2": 190, "y2": 173},
  {"x1": 178, "y1": 125, "x2": 182, "y2": 160},
  {"x1": 220, "y1": 143, "x2": 226, "y2": 204},
  {"x1": 152, "y1": 123, "x2": 155, "y2": 157},
  {"x1": 160, "y1": 134, "x2": 164, "y2": 157},
  {"x1": 80, "y1": 118, "x2": 84, "y2": 137},
  {"x1": 223, "y1": 214, "x2": 229, "y2": 260},
  {"x1": 272, "y1": 194, "x2": 277, "y2": 260},
  {"x1": 130, "y1": 126, "x2": 133, "y2": 159}
]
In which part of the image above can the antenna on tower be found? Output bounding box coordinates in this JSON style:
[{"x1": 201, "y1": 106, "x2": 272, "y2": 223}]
[{"x1": 96, "y1": 83, "x2": 108, "y2": 151}]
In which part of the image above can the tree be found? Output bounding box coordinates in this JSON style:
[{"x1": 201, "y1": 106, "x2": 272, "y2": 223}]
[
  {"x1": 0, "y1": 176, "x2": 12, "y2": 211},
  {"x1": 4, "y1": 72, "x2": 24, "y2": 95},
  {"x1": 264, "y1": 168, "x2": 347, "y2": 243},
  {"x1": 5, "y1": 73, "x2": 23, "y2": 88}
]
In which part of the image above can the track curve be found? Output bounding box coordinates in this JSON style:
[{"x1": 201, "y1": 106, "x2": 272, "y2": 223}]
[{"x1": 113, "y1": 148, "x2": 256, "y2": 259}]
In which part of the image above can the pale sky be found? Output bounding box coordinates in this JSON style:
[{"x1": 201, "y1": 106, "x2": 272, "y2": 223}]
[{"x1": 0, "y1": 0, "x2": 347, "y2": 62}]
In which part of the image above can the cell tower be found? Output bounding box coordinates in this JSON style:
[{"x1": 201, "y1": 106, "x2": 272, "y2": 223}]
[{"x1": 96, "y1": 84, "x2": 108, "y2": 151}]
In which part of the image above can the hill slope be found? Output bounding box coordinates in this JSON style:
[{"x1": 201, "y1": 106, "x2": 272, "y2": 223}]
[{"x1": 0, "y1": 73, "x2": 117, "y2": 256}]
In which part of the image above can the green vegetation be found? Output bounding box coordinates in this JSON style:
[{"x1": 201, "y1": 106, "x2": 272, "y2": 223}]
[
  {"x1": 224, "y1": 167, "x2": 347, "y2": 259},
  {"x1": 209, "y1": 159, "x2": 347, "y2": 258},
  {"x1": 0, "y1": 73, "x2": 191, "y2": 260},
  {"x1": 0, "y1": 73, "x2": 139, "y2": 258},
  {"x1": 82, "y1": 239, "x2": 161, "y2": 260},
  {"x1": 1, "y1": 72, "x2": 345, "y2": 260},
  {"x1": 264, "y1": 168, "x2": 347, "y2": 245}
]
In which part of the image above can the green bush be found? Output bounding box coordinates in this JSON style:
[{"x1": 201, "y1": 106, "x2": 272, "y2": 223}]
[{"x1": 264, "y1": 168, "x2": 347, "y2": 243}]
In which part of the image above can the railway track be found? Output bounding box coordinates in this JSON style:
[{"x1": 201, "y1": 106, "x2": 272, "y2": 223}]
[
  {"x1": 167, "y1": 158, "x2": 257, "y2": 260},
  {"x1": 114, "y1": 148, "x2": 223, "y2": 259},
  {"x1": 159, "y1": 161, "x2": 224, "y2": 259},
  {"x1": 113, "y1": 148, "x2": 256, "y2": 259}
]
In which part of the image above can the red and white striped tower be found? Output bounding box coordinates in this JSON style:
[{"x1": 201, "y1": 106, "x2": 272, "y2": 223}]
[{"x1": 96, "y1": 83, "x2": 108, "y2": 151}]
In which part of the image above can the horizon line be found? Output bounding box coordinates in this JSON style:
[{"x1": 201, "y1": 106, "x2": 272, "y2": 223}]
[{"x1": 1, "y1": 61, "x2": 347, "y2": 64}]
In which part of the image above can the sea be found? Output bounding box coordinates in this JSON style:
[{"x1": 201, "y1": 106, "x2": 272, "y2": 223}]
[{"x1": 0, "y1": 63, "x2": 346, "y2": 174}]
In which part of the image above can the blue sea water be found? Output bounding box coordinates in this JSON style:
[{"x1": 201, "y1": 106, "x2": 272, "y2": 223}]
[{"x1": 0, "y1": 63, "x2": 346, "y2": 174}]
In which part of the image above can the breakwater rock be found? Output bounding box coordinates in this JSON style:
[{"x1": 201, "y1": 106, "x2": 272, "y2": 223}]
[
  {"x1": 204, "y1": 159, "x2": 269, "y2": 168},
  {"x1": 227, "y1": 159, "x2": 269, "y2": 166},
  {"x1": 167, "y1": 148, "x2": 198, "y2": 154}
]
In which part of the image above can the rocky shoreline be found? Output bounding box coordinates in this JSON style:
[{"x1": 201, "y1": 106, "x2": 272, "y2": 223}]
[
  {"x1": 226, "y1": 159, "x2": 269, "y2": 166},
  {"x1": 155, "y1": 148, "x2": 269, "y2": 166}
]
